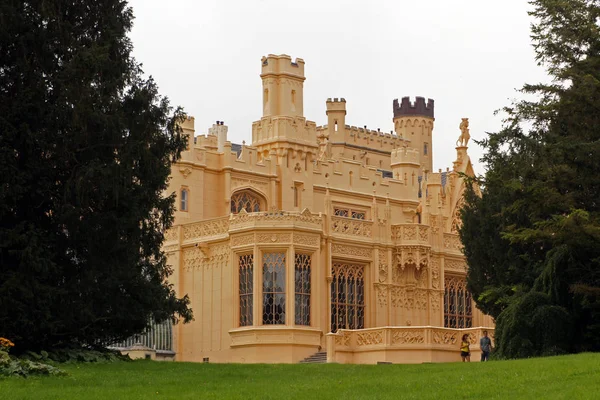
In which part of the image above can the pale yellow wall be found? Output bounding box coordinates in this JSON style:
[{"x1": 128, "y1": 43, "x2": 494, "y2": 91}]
[{"x1": 162, "y1": 54, "x2": 493, "y2": 364}]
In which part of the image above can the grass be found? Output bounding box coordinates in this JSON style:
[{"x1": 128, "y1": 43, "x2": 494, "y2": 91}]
[{"x1": 1, "y1": 353, "x2": 599, "y2": 399}]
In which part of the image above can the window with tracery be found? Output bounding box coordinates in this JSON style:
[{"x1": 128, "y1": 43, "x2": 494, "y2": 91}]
[
  {"x1": 294, "y1": 254, "x2": 311, "y2": 326},
  {"x1": 231, "y1": 191, "x2": 262, "y2": 214},
  {"x1": 331, "y1": 262, "x2": 365, "y2": 332},
  {"x1": 263, "y1": 252, "x2": 286, "y2": 325},
  {"x1": 334, "y1": 207, "x2": 366, "y2": 220},
  {"x1": 180, "y1": 188, "x2": 189, "y2": 211},
  {"x1": 444, "y1": 276, "x2": 472, "y2": 328},
  {"x1": 239, "y1": 254, "x2": 254, "y2": 327}
]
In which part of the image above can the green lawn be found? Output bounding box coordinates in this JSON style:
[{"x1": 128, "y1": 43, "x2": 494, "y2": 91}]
[{"x1": 1, "y1": 353, "x2": 599, "y2": 399}]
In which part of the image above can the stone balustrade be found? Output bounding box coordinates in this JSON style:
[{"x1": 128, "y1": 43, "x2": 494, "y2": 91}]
[
  {"x1": 229, "y1": 209, "x2": 323, "y2": 232},
  {"x1": 330, "y1": 216, "x2": 373, "y2": 239},
  {"x1": 326, "y1": 326, "x2": 494, "y2": 364},
  {"x1": 392, "y1": 224, "x2": 430, "y2": 244},
  {"x1": 443, "y1": 233, "x2": 463, "y2": 253},
  {"x1": 181, "y1": 217, "x2": 230, "y2": 242}
]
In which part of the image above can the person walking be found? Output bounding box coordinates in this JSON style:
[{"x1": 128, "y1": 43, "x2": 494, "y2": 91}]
[
  {"x1": 480, "y1": 331, "x2": 492, "y2": 362},
  {"x1": 460, "y1": 334, "x2": 471, "y2": 362}
]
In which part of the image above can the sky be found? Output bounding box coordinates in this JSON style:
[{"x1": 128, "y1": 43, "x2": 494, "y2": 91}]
[{"x1": 126, "y1": 0, "x2": 548, "y2": 175}]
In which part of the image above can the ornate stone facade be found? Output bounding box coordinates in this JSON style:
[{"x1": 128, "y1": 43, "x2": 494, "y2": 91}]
[{"x1": 163, "y1": 54, "x2": 494, "y2": 365}]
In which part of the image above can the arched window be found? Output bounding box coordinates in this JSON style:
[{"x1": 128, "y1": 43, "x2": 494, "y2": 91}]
[
  {"x1": 231, "y1": 191, "x2": 263, "y2": 214},
  {"x1": 444, "y1": 276, "x2": 472, "y2": 328},
  {"x1": 180, "y1": 188, "x2": 189, "y2": 211},
  {"x1": 330, "y1": 262, "x2": 365, "y2": 332}
]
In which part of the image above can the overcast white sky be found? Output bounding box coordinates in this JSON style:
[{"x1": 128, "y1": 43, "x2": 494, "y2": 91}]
[{"x1": 127, "y1": 0, "x2": 547, "y2": 174}]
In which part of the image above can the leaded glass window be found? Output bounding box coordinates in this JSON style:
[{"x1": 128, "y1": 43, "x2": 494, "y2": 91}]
[
  {"x1": 294, "y1": 254, "x2": 311, "y2": 326},
  {"x1": 231, "y1": 191, "x2": 262, "y2": 214},
  {"x1": 444, "y1": 276, "x2": 472, "y2": 328},
  {"x1": 263, "y1": 252, "x2": 286, "y2": 325},
  {"x1": 333, "y1": 207, "x2": 366, "y2": 220},
  {"x1": 331, "y1": 262, "x2": 365, "y2": 332},
  {"x1": 181, "y1": 188, "x2": 188, "y2": 211},
  {"x1": 239, "y1": 254, "x2": 254, "y2": 327}
]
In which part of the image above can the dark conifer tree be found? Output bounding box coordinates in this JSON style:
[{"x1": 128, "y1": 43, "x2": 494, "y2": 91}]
[
  {"x1": 0, "y1": 0, "x2": 192, "y2": 351},
  {"x1": 460, "y1": 0, "x2": 600, "y2": 358}
]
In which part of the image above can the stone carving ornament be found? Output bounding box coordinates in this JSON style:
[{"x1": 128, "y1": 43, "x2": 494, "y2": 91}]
[
  {"x1": 356, "y1": 330, "x2": 384, "y2": 346},
  {"x1": 392, "y1": 330, "x2": 425, "y2": 344},
  {"x1": 456, "y1": 118, "x2": 470, "y2": 147},
  {"x1": 256, "y1": 233, "x2": 291, "y2": 243},
  {"x1": 331, "y1": 244, "x2": 371, "y2": 258},
  {"x1": 378, "y1": 249, "x2": 388, "y2": 283},
  {"x1": 293, "y1": 234, "x2": 319, "y2": 247},
  {"x1": 231, "y1": 234, "x2": 254, "y2": 247}
]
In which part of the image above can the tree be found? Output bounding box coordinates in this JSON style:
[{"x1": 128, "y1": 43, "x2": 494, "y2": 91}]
[
  {"x1": 460, "y1": 0, "x2": 600, "y2": 358},
  {"x1": 0, "y1": 0, "x2": 192, "y2": 351}
]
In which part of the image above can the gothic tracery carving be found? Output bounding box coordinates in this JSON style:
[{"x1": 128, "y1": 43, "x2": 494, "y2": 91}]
[
  {"x1": 356, "y1": 330, "x2": 383, "y2": 346},
  {"x1": 392, "y1": 330, "x2": 425, "y2": 344}
]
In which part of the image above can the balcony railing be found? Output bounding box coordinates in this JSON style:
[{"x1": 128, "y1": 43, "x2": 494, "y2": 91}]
[
  {"x1": 330, "y1": 216, "x2": 373, "y2": 239},
  {"x1": 391, "y1": 224, "x2": 430, "y2": 244},
  {"x1": 326, "y1": 326, "x2": 494, "y2": 363},
  {"x1": 181, "y1": 217, "x2": 230, "y2": 242},
  {"x1": 229, "y1": 210, "x2": 323, "y2": 231},
  {"x1": 443, "y1": 233, "x2": 463, "y2": 253}
]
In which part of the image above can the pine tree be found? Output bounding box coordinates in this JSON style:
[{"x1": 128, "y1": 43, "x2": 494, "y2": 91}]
[
  {"x1": 461, "y1": 0, "x2": 600, "y2": 358},
  {"x1": 0, "y1": 0, "x2": 192, "y2": 351}
]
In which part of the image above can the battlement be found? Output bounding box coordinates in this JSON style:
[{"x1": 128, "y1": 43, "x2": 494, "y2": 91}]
[
  {"x1": 393, "y1": 97, "x2": 434, "y2": 119},
  {"x1": 180, "y1": 115, "x2": 195, "y2": 129},
  {"x1": 391, "y1": 147, "x2": 420, "y2": 165},
  {"x1": 326, "y1": 98, "x2": 347, "y2": 113},
  {"x1": 347, "y1": 125, "x2": 397, "y2": 138},
  {"x1": 315, "y1": 123, "x2": 406, "y2": 152},
  {"x1": 261, "y1": 54, "x2": 305, "y2": 79}
]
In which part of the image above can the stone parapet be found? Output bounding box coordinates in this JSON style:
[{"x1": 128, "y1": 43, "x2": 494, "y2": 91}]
[
  {"x1": 392, "y1": 224, "x2": 430, "y2": 244},
  {"x1": 327, "y1": 326, "x2": 494, "y2": 364},
  {"x1": 229, "y1": 209, "x2": 323, "y2": 233},
  {"x1": 443, "y1": 233, "x2": 463, "y2": 254},
  {"x1": 330, "y1": 216, "x2": 373, "y2": 240}
]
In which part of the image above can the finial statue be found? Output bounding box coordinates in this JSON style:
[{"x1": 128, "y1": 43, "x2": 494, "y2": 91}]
[
  {"x1": 456, "y1": 118, "x2": 470, "y2": 147},
  {"x1": 317, "y1": 132, "x2": 331, "y2": 160}
]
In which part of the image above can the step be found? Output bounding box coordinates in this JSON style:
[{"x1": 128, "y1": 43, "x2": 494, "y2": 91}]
[{"x1": 299, "y1": 351, "x2": 328, "y2": 364}]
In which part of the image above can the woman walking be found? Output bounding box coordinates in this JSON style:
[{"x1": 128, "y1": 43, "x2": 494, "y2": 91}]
[{"x1": 460, "y1": 334, "x2": 471, "y2": 362}]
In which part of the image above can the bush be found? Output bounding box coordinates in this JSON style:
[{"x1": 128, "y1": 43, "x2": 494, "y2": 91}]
[
  {"x1": 21, "y1": 347, "x2": 129, "y2": 364},
  {"x1": 0, "y1": 350, "x2": 67, "y2": 377}
]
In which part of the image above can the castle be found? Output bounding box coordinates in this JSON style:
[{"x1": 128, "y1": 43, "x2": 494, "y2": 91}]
[{"x1": 156, "y1": 54, "x2": 493, "y2": 364}]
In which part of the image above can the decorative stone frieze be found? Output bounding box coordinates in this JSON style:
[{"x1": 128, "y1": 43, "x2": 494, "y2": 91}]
[{"x1": 331, "y1": 244, "x2": 371, "y2": 258}]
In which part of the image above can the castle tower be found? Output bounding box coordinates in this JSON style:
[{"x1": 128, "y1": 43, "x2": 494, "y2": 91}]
[
  {"x1": 392, "y1": 97, "x2": 434, "y2": 173},
  {"x1": 326, "y1": 98, "x2": 346, "y2": 140},
  {"x1": 252, "y1": 54, "x2": 318, "y2": 168},
  {"x1": 391, "y1": 146, "x2": 421, "y2": 192},
  {"x1": 181, "y1": 116, "x2": 195, "y2": 150},
  {"x1": 261, "y1": 54, "x2": 305, "y2": 118}
]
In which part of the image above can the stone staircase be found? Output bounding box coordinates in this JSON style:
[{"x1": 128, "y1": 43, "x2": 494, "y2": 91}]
[{"x1": 299, "y1": 351, "x2": 327, "y2": 364}]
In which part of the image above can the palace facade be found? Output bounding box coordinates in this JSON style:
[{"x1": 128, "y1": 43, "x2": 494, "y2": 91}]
[{"x1": 160, "y1": 54, "x2": 493, "y2": 364}]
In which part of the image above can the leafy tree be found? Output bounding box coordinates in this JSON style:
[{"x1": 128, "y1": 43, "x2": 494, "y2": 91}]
[
  {"x1": 460, "y1": 0, "x2": 600, "y2": 358},
  {"x1": 0, "y1": 0, "x2": 192, "y2": 351}
]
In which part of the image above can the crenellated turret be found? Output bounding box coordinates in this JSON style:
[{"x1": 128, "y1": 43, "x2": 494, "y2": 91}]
[
  {"x1": 261, "y1": 54, "x2": 305, "y2": 118},
  {"x1": 326, "y1": 98, "x2": 346, "y2": 140},
  {"x1": 393, "y1": 97, "x2": 434, "y2": 173}
]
